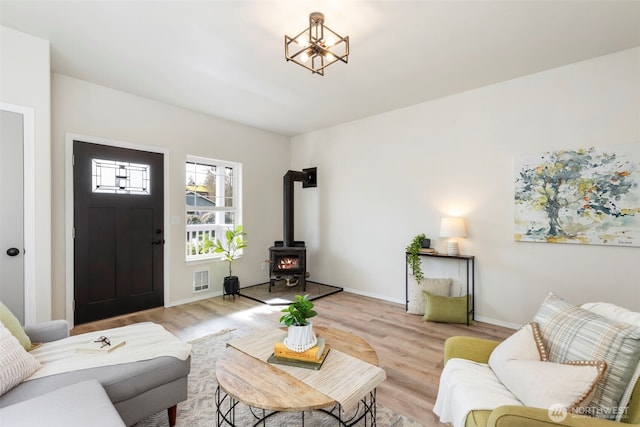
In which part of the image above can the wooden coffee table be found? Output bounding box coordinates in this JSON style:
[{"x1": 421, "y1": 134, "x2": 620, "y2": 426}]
[{"x1": 215, "y1": 326, "x2": 385, "y2": 426}]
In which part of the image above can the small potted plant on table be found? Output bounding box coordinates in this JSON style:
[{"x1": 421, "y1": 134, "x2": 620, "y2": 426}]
[
  {"x1": 279, "y1": 294, "x2": 318, "y2": 352},
  {"x1": 406, "y1": 233, "x2": 427, "y2": 283},
  {"x1": 213, "y1": 225, "x2": 247, "y2": 297}
]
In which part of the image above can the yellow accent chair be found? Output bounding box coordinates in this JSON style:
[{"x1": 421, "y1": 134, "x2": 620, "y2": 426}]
[{"x1": 443, "y1": 335, "x2": 640, "y2": 427}]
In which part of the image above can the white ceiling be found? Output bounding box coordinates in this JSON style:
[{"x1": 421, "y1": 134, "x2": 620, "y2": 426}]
[{"x1": 1, "y1": 1, "x2": 640, "y2": 136}]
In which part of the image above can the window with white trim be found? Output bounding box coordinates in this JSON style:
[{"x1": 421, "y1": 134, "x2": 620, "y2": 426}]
[{"x1": 185, "y1": 156, "x2": 242, "y2": 261}]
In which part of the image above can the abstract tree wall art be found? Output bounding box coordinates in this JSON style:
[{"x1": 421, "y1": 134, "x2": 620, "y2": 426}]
[{"x1": 515, "y1": 143, "x2": 640, "y2": 247}]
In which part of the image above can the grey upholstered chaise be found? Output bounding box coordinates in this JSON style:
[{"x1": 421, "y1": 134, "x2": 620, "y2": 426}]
[{"x1": 0, "y1": 320, "x2": 191, "y2": 426}]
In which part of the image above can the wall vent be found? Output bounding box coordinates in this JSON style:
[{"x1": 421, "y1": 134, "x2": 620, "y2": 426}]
[{"x1": 193, "y1": 269, "x2": 210, "y2": 293}]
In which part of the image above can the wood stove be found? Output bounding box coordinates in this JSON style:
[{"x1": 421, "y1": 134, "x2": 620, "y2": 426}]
[
  {"x1": 268, "y1": 241, "x2": 307, "y2": 290},
  {"x1": 268, "y1": 169, "x2": 316, "y2": 292}
]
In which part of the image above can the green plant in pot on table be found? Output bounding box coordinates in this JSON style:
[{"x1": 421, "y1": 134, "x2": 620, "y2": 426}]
[
  {"x1": 280, "y1": 294, "x2": 318, "y2": 352},
  {"x1": 213, "y1": 225, "x2": 247, "y2": 296},
  {"x1": 406, "y1": 233, "x2": 427, "y2": 283}
]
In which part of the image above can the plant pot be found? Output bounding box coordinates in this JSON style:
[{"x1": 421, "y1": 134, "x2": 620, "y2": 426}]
[
  {"x1": 284, "y1": 322, "x2": 317, "y2": 352},
  {"x1": 223, "y1": 276, "x2": 239, "y2": 296}
]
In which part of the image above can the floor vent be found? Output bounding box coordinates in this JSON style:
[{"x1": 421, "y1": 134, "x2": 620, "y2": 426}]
[{"x1": 193, "y1": 269, "x2": 210, "y2": 293}]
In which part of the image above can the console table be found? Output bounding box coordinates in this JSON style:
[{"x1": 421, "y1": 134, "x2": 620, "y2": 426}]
[{"x1": 405, "y1": 251, "x2": 475, "y2": 325}]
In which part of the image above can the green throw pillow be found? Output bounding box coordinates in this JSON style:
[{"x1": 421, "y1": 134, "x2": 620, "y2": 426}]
[
  {"x1": 422, "y1": 291, "x2": 468, "y2": 324},
  {"x1": 0, "y1": 300, "x2": 32, "y2": 351}
]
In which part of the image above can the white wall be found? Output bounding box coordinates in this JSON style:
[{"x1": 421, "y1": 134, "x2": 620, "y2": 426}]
[
  {"x1": 0, "y1": 26, "x2": 52, "y2": 322},
  {"x1": 4, "y1": 23, "x2": 638, "y2": 326},
  {"x1": 51, "y1": 74, "x2": 290, "y2": 319},
  {"x1": 291, "y1": 48, "x2": 640, "y2": 327}
]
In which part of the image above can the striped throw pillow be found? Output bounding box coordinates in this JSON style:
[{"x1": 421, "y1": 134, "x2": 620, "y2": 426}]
[
  {"x1": 533, "y1": 293, "x2": 640, "y2": 420},
  {"x1": 0, "y1": 321, "x2": 41, "y2": 396}
]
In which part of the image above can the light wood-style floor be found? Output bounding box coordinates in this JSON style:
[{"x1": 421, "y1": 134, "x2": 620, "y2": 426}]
[{"x1": 72, "y1": 291, "x2": 514, "y2": 426}]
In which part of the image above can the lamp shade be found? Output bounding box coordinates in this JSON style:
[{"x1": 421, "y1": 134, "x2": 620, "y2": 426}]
[{"x1": 440, "y1": 217, "x2": 467, "y2": 238}]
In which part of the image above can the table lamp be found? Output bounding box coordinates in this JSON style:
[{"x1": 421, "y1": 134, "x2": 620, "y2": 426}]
[{"x1": 440, "y1": 217, "x2": 467, "y2": 256}]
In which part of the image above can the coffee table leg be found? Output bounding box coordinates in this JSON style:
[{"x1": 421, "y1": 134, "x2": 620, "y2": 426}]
[
  {"x1": 316, "y1": 388, "x2": 377, "y2": 426},
  {"x1": 248, "y1": 407, "x2": 269, "y2": 426},
  {"x1": 216, "y1": 385, "x2": 376, "y2": 426},
  {"x1": 215, "y1": 385, "x2": 238, "y2": 426}
]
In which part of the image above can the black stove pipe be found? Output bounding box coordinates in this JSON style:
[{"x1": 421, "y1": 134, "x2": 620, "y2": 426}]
[{"x1": 283, "y1": 170, "x2": 309, "y2": 247}]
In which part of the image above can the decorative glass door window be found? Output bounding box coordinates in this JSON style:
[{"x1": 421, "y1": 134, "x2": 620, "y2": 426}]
[{"x1": 92, "y1": 158, "x2": 150, "y2": 195}]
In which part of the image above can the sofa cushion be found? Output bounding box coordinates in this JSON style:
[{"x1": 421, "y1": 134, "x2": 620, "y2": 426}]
[
  {"x1": 583, "y1": 302, "x2": 640, "y2": 422},
  {"x1": 488, "y1": 323, "x2": 606, "y2": 411},
  {"x1": 0, "y1": 355, "x2": 190, "y2": 407},
  {"x1": 0, "y1": 301, "x2": 32, "y2": 351},
  {"x1": 23, "y1": 320, "x2": 70, "y2": 343},
  {"x1": 0, "y1": 321, "x2": 40, "y2": 396},
  {"x1": 406, "y1": 277, "x2": 452, "y2": 314},
  {"x1": 582, "y1": 303, "x2": 640, "y2": 327},
  {"x1": 0, "y1": 379, "x2": 125, "y2": 427},
  {"x1": 533, "y1": 293, "x2": 640, "y2": 420},
  {"x1": 423, "y1": 291, "x2": 468, "y2": 324}
]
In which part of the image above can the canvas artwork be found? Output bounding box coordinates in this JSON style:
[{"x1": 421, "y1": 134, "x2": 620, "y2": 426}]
[{"x1": 514, "y1": 143, "x2": 640, "y2": 247}]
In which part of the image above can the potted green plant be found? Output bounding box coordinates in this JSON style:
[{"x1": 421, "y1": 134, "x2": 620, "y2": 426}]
[
  {"x1": 406, "y1": 233, "x2": 426, "y2": 283},
  {"x1": 213, "y1": 225, "x2": 247, "y2": 296},
  {"x1": 280, "y1": 294, "x2": 318, "y2": 352}
]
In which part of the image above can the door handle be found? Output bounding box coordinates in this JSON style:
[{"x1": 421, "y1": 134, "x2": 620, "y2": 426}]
[
  {"x1": 153, "y1": 240, "x2": 165, "y2": 245},
  {"x1": 6, "y1": 248, "x2": 20, "y2": 256}
]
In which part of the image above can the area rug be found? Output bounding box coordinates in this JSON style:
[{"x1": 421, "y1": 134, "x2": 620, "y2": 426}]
[
  {"x1": 134, "y1": 329, "x2": 423, "y2": 427},
  {"x1": 239, "y1": 281, "x2": 343, "y2": 305}
]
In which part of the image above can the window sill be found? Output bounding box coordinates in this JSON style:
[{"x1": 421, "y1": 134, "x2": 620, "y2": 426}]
[{"x1": 186, "y1": 255, "x2": 224, "y2": 265}]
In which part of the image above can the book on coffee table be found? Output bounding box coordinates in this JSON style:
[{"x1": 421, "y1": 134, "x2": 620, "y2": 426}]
[
  {"x1": 268, "y1": 346, "x2": 330, "y2": 370},
  {"x1": 274, "y1": 337, "x2": 326, "y2": 362}
]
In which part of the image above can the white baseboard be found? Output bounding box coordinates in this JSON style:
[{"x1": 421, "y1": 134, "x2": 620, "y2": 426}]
[
  {"x1": 166, "y1": 290, "x2": 224, "y2": 307},
  {"x1": 474, "y1": 315, "x2": 520, "y2": 330},
  {"x1": 342, "y1": 287, "x2": 405, "y2": 305}
]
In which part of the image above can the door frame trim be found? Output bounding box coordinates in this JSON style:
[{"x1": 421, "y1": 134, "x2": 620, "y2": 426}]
[
  {"x1": 65, "y1": 133, "x2": 169, "y2": 328},
  {"x1": 0, "y1": 102, "x2": 36, "y2": 325}
]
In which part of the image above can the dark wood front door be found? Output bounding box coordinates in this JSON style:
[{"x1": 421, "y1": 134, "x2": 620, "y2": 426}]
[{"x1": 73, "y1": 141, "x2": 164, "y2": 324}]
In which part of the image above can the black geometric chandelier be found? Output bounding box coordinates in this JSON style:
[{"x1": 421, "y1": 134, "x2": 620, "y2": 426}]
[{"x1": 285, "y1": 12, "x2": 349, "y2": 76}]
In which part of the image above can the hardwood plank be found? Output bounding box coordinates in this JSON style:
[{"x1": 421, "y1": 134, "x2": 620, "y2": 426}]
[{"x1": 72, "y1": 291, "x2": 514, "y2": 426}]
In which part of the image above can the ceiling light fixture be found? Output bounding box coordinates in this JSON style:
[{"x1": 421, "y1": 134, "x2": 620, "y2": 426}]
[{"x1": 285, "y1": 12, "x2": 349, "y2": 76}]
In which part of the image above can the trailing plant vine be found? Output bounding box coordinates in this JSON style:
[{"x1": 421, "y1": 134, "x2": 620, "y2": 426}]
[{"x1": 406, "y1": 234, "x2": 426, "y2": 283}]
